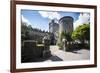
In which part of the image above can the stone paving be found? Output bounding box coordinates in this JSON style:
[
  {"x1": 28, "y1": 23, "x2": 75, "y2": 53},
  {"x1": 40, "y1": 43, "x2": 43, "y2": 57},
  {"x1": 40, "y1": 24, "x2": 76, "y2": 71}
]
[{"x1": 45, "y1": 46, "x2": 90, "y2": 62}]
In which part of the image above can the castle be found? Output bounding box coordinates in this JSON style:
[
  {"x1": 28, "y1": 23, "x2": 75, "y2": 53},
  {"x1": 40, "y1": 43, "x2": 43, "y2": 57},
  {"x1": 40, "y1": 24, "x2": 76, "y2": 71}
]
[{"x1": 49, "y1": 16, "x2": 74, "y2": 45}]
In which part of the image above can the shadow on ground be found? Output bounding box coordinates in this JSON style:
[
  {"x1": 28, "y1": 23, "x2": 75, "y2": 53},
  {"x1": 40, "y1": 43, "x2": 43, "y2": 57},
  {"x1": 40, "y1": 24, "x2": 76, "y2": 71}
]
[
  {"x1": 22, "y1": 55, "x2": 63, "y2": 63},
  {"x1": 49, "y1": 55, "x2": 63, "y2": 61},
  {"x1": 66, "y1": 48, "x2": 90, "y2": 54}
]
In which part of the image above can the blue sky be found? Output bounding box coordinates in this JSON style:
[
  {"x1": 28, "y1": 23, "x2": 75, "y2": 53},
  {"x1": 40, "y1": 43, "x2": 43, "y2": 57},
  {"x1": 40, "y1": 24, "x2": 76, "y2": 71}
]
[{"x1": 21, "y1": 10, "x2": 90, "y2": 31}]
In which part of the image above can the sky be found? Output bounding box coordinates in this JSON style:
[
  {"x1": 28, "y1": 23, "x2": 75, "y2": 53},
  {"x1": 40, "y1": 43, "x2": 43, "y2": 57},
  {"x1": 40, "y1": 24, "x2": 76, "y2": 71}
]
[{"x1": 21, "y1": 10, "x2": 90, "y2": 31}]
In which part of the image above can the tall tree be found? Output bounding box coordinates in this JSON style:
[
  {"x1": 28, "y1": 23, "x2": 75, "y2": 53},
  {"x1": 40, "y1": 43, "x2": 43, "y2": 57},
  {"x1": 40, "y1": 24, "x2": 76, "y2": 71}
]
[
  {"x1": 21, "y1": 22, "x2": 32, "y2": 44},
  {"x1": 71, "y1": 24, "x2": 90, "y2": 44}
]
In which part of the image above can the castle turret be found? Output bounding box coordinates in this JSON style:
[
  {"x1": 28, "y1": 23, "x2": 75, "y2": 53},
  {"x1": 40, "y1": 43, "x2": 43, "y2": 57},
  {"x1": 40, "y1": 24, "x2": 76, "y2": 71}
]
[
  {"x1": 59, "y1": 16, "x2": 73, "y2": 34},
  {"x1": 49, "y1": 19, "x2": 59, "y2": 45}
]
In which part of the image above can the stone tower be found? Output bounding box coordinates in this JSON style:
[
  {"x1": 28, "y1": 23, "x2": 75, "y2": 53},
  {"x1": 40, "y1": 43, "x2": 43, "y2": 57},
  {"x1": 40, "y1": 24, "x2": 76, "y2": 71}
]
[
  {"x1": 49, "y1": 19, "x2": 59, "y2": 45},
  {"x1": 59, "y1": 16, "x2": 73, "y2": 34}
]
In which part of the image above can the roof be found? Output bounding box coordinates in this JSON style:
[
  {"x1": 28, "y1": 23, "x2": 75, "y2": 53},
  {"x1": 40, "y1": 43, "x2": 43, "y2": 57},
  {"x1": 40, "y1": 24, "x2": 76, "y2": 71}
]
[{"x1": 59, "y1": 16, "x2": 74, "y2": 22}]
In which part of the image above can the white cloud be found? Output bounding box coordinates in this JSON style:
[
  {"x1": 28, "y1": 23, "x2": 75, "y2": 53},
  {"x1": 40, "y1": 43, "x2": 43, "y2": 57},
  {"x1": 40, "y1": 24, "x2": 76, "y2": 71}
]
[
  {"x1": 38, "y1": 11, "x2": 61, "y2": 20},
  {"x1": 74, "y1": 13, "x2": 90, "y2": 30},
  {"x1": 21, "y1": 15, "x2": 31, "y2": 26}
]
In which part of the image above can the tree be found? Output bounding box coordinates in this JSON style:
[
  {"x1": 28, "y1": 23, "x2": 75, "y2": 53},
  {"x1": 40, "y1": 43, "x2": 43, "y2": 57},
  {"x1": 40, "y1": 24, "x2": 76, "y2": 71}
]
[
  {"x1": 27, "y1": 25, "x2": 33, "y2": 31},
  {"x1": 71, "y1": 24, "x2": 90, "y2": 44},
  {"x1": 21, "y1": 22, "x2": 33, "y2": 45},
  {"x1": 57, "y1": 31, "x2": 72, "y2": 49},
  {"x1": 60, "y1": 31, "x2": 72, "y2": 41}
]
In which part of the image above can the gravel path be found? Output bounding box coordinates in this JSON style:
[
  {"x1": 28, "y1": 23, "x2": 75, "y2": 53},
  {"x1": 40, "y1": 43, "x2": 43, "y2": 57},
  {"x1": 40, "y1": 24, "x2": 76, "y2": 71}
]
[{"x1": 45, "y1": 46, "x2": 90, "y2": 62}]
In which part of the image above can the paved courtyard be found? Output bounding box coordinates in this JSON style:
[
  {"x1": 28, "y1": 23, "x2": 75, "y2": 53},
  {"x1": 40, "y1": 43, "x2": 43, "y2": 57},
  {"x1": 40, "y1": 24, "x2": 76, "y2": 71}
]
[{"x1": 45, "y1": 46, "x2": 90, "y2": 62}]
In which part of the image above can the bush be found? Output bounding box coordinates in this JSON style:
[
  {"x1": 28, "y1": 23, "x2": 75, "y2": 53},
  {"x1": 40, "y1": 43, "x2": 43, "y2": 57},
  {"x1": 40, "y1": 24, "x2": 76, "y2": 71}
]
[
  {"x1": 37, "y1": 40, "x2": 42, "y2": 44},
  {"x1": 65, "y1": 43, "x2": 83, "y2": 51},
  {"x1": 56, "y1": 41, "x2": 63, "y2": 50}
]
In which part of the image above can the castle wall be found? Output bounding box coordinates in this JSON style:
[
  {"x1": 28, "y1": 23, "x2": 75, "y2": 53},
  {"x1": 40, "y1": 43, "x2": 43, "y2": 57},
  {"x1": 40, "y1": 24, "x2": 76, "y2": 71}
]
[
  {"x1": 49, "y1": 16, "x2": 73, "y2": 45},
  {"x1": 59, "y1": 16, "x2": 73, "y2": 34}
]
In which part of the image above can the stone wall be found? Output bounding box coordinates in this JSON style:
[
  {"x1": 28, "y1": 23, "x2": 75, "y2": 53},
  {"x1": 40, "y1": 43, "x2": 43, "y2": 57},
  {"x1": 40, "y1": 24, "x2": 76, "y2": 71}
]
[{"x1": 21, "y1": 38, "x2": 51, "y2": 62}]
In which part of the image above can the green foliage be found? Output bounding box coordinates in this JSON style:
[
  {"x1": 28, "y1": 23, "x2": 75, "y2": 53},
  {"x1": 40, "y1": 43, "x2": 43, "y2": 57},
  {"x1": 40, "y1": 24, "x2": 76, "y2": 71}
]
[
  {"x1": 21, "y1": 22, "x2": 33, "y2": 44},
  {"x1": 60, "y1": 31, "x2": 72, "y2": 41},
  {"x1": 61, "y1": 31, "x2": 66, "y2": 39},
  {"x1": 57, "y1": 24, "x2": 90, "y2": 50},
  {"x1": 56, "y1": 31, "x2": 64, "y2": 49},
  {"x1": 71, "y1": 24, "x2": 90, "y2": 41},
  {"x1": 56, "y1": 42, "x2": 63, "y2": 49},
  {"x1": 57, "y1": 31, "x2": 73, "y2": 49}
]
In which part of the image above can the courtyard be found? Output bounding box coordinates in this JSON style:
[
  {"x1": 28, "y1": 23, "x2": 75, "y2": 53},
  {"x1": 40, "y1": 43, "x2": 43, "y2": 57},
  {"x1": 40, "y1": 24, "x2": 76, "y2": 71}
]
[{"x1": 45, "y1": 46, "x2": 90, "y2": 62}]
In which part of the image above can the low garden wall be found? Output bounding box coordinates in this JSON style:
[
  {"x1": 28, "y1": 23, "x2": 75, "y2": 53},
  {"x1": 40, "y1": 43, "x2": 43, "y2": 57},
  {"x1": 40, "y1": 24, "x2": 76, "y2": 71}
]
[{"x1": 21, "y1": 39, "x2": 51, "y2": 62}]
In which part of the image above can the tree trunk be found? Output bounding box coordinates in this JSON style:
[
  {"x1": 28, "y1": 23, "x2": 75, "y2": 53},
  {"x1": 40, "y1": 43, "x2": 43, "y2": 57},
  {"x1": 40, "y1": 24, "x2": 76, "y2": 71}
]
[{"x1": 81, "y1": 40, "x2": 85, "y2": 48}]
